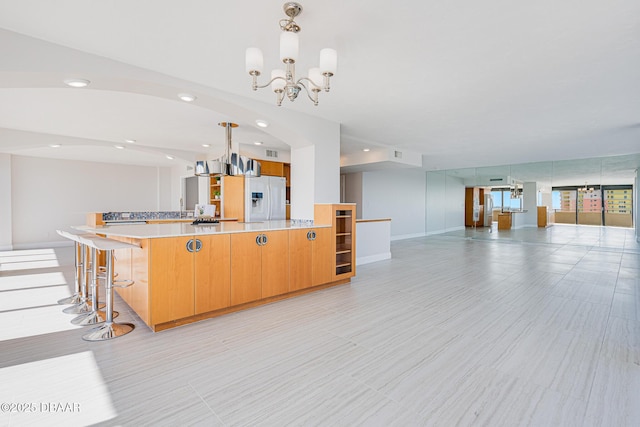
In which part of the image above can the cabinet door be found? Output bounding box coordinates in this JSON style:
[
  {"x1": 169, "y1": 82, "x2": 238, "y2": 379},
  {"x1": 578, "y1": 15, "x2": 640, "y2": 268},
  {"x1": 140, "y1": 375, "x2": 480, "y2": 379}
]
[
  {"x1": 150, "y1": 236, "x2": 195, "y2": 324},
  {"x1": 312, "y1": 228, "x2": 333, "y2": 286},
  {"x1": 289, "y1": 229, "x2": 312, "y2": 291},
  {"x1": 195, "y1": 234, "x2": 231, "y2": 314},
  {"x1": 230, "y1": 233, "x2": 262, "y2": 305},
  {"x1": 261, "y1": 231, "x2": 290, "y2": 297}
]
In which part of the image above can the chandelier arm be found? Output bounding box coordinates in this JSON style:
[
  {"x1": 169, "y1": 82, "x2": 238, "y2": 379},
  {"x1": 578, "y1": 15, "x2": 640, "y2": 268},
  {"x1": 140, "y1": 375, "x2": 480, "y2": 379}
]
[
  {"x1": 297, "y1": 77, "x2": 321, "y2": 91},
  {"x1": 254, "y1": 76, "x2": 287, "y2": 90},
  {"x1": 297, "y1": 80, "x2": 319, "y2": 105}
]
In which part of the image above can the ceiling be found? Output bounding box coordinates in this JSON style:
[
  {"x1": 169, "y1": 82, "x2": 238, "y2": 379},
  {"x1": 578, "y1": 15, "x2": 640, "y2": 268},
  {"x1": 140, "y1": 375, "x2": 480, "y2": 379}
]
[{"x1": 0, "y1": 0, "x2": 639, "y2": 181}]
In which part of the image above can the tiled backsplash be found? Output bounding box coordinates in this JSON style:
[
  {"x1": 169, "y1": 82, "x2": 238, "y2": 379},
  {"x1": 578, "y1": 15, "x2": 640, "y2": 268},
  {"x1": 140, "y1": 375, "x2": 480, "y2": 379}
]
[{"x1": 103, "y1": 211, "x2": 194, "y2": 221}]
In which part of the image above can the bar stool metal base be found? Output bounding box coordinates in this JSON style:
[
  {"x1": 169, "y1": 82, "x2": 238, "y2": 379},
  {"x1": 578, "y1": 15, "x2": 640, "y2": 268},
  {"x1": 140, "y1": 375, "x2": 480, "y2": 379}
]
[
  {"x1": 82, "y1": 322, "x2": 135, "y2": 341},
  {"x1": 57, "y1": 293, "x2": 83, "y2": 305},
  {"x1": 70, "y1": 310, "x2": 119, "y2": 326},
  {"x1": 62, "y1": 301, "x2": 91, "y2": 315}
]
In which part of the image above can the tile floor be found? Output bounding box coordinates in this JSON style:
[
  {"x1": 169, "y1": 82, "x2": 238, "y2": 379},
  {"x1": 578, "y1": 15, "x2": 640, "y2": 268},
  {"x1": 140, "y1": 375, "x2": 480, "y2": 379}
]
[{"x1": 0, "y1": 224, "x2": 639, "y2": 426}]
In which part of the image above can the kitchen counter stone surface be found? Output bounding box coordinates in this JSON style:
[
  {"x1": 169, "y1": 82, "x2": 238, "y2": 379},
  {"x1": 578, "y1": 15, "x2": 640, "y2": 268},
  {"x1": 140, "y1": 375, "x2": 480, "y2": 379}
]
[{"x1": 75, "y1": 220, "x2": 330, "y2": 239}]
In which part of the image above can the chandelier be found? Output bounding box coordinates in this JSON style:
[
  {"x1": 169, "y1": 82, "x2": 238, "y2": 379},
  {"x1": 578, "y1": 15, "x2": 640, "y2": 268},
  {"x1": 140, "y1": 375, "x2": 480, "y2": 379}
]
[{"x1": 245, "y1": 2, "x2": 337, "y2": 106}]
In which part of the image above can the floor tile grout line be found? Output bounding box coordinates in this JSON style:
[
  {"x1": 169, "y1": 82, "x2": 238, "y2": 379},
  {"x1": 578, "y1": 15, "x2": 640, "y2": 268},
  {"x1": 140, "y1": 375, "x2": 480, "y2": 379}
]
[{"x1": 187, "y1": 380, "x2": 228, "y2": 426}]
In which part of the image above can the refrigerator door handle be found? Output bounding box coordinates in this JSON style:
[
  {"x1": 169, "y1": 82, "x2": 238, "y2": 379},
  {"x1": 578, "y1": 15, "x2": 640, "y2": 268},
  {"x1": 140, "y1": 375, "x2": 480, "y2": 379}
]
[{"x1": 267, "y1": 180, "x2": 272, "y2": 220}]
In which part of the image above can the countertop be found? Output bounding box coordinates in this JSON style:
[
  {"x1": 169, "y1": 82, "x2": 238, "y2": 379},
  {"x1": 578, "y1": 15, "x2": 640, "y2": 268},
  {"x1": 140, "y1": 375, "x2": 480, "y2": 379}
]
[{"x1": 75, "y1": 220, "x2": 331, "y2": 239}]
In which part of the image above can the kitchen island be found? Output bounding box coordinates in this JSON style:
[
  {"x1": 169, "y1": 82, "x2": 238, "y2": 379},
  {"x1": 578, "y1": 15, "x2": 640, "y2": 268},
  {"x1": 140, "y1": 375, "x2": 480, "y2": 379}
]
[{"x1": 77, "y1": 204, "x2": 356, "y2": 331}]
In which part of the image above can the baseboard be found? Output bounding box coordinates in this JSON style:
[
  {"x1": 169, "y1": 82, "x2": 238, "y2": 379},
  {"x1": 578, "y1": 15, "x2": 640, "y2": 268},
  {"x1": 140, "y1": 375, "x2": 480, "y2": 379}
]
[
  {"x1": 356, "y1": 252, "x2": 392, "y2": 266},
  {"x1": 390, "y1": 232, "x2": 427, "y2": 241},
  {"x1": 425, "y1": 225, "x2": 465, "y2": 236}
]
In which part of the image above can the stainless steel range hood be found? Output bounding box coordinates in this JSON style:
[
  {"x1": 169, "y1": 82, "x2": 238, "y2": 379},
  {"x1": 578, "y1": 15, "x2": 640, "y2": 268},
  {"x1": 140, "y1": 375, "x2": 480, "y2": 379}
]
[{"x1": 194, "y1": 122, "x2": 261, "y2": 177}]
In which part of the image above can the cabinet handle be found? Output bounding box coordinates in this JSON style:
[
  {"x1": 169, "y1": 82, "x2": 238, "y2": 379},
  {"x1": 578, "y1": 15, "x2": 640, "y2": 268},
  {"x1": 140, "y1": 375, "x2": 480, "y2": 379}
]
[
  {"x1": 256, "y1": 235, "x2": 262, "y2": 246},
  {"x1": 195, "y1": 239, "x2": 203, "y2": 252},
  {"x1": 261, "y1": 234, "x2": 268, "y2": 245},
  {"x1": 311, "y1": 231, "x2": 316, "y2": 240},
  {"x1": 307, "y1": 231, "x2": 312, "y2": 241},
  {"x1": 186, "y1": 239, "x2": 194, "y2": 252}
]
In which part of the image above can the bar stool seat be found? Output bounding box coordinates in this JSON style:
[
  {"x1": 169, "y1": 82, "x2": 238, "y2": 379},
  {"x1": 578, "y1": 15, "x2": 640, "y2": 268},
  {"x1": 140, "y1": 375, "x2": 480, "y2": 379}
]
[{"x1": 78, "y1": 235, "x2": 140, "y2": 341}]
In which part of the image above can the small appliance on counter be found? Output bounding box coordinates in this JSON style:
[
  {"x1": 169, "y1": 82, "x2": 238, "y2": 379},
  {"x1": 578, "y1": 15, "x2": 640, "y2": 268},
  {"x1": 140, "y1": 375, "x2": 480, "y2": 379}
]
[{"x1": 193, "y1": 204, "x2": 218, "y2": 225}]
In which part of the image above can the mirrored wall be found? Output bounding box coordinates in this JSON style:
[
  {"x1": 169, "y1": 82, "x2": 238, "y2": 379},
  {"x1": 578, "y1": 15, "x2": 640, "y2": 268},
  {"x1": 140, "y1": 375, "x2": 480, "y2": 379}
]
[{"x1": 443, "y1": 153, "x2": 639, "y2": 228}]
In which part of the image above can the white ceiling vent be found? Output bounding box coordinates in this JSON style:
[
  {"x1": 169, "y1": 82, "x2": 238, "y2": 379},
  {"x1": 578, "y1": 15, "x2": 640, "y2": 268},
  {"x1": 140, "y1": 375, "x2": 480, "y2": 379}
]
[
  {"x1": 266, "y1": 149, "x2": 278, "y2": 158},
  {"x1": 394, "y1": 150, "x2": 402, "y2": 159}
]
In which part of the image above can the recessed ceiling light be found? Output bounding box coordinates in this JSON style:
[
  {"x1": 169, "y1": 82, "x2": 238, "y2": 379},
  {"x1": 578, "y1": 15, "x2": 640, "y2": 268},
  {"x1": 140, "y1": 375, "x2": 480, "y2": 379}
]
[
  {"x1": 165, "y1": 155, "x2": 175, "y2": 160},
  {"x1": 63, "y1": 78, "x2": 90, "y2": 88},
  {"x1": 49, "y1": 144, "x2": 61, "y2": 148},
  {"x1": 254, "y1": 141, "x2": 263, "y2": 145},
  {"x1": 178, "y1": 93, "x2": 197, "y2": 102},
  {"x1": 202, "y1": 144, "x2": 211, "y2": 148},
  {"x1": 255, "y1": 119, "x2": 269, "y2": 128},
  {"x1": 125, "y1": 139, "x2": 136, "y2": 144},
  {"x1": 114, "y1": 145, "x2": 125, "y2": 150},
  {"x1": 363, "y1": 148, "x2": 370, "y2": 152}
]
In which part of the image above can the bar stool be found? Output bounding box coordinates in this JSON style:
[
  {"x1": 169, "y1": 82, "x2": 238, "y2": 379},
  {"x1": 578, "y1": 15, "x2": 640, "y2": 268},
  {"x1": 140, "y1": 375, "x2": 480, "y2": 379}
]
[
  {"x1": 70, "y1": 245, "x2": 119, "y2": 326},
  {"x1": 56, "y1": 230, "x2": 93, "y2": 315},
  {"x1": 80, "y1": 235, "x2": 139, "y2": 341},
  {"x1": 56, "y1": 231, "x2": 83, "y2": 305}
]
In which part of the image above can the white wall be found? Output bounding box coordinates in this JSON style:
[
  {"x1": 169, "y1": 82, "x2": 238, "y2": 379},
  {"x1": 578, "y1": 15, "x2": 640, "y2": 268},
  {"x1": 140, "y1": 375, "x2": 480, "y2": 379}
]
[
  {"x1": 343, "y1": 172, "x2": 363, "y2": 219},
  {"x1": 10, "y1": 155, "x2": 172, "y2": 248},
  {"x1": 0, "y1": 153, "x2": 12, "y2": 250},
  {"x1": 361, "y1": 169, "x2": 426, "y2": 239},
  {"x1": 291, "y1": 145, "x2": 315, "y2": 221}
]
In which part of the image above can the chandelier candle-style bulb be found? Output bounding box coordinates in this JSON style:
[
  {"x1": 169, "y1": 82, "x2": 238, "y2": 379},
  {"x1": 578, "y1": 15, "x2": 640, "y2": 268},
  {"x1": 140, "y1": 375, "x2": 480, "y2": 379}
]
[
  {"x1": 246, "y1": 48, "x2": 264, "y2": 74},
  {"x1": 280, "y1": 32, "x2": 299, "y2": 63},
  {"x1": 308, "y1": 68, "x2": 323, "y2": 90},
  {"x1": 245, "y1": 2, "x2": 336, "y2": 106},
  {"x1": 271, "y1": 69, "x2": 286, "y2": 106}
]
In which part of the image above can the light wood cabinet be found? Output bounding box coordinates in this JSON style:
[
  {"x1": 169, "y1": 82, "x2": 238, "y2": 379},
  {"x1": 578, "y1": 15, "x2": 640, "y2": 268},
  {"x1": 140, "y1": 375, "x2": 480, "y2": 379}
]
[
  {"x1": 261, "y1": 231, "x2": 290, "y2": 297},
  {"x1": 259, "y1": 160, "x2": 285, "y2": 177},
  {"x1": 195, "y1": 234, "x2": 231, "y2": 314},
  {"x1": 150, "y1": 235, "x2": 233, "y2": 323},
  {"x1": 230, "y1": 230, "x2": 290, "y2": 304},
  {"x1": 150, "y1": 236, "x2": 195, "y2": 324},
  {"x1": 290, "y1": 228, "x2": 332, "y2": 291},
  {"x1": 230, "y1": 232, "x2": 263, "y2": 305},
  {"x1": 209, "y1": 177, "x2": 222, "y2": 218},
  {"x1": 221, "y1": 175, "x2": 245, "y2": 221},
  {"x1": 315, "y1": 204, "x2": 356, "y2": 280}
]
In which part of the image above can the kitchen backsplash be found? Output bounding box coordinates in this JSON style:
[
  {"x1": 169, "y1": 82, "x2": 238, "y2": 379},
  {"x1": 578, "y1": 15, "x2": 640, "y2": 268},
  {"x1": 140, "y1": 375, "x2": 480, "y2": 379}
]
[{"x1": 103, "y1": 211, "x2": 194, "y2": 221}]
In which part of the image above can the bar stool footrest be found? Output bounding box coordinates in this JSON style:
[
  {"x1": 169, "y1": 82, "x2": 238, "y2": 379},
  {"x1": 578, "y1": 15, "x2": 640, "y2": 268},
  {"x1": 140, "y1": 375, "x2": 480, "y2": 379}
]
[
  {"x1": 82, "y1": 322, "x2": 135, "y2": 341},
  {"x1": 71, "y1": 310, "x2": 119, "y2": 326},
  {"x1": 57, "y1": 293, "x2": 82, "y2": 305},
  {"x1": 113, "y1": 279, "x2": 134, "y2": 288},
  {"x1": 62, "y1": 302, "x2": 91, "y2": 315}
]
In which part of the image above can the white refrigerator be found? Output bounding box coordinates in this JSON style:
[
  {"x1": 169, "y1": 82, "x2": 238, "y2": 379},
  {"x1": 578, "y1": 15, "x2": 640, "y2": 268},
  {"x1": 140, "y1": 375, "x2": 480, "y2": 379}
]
[
  {"x1": 244, "y1": 176, "x2": 286, "y2": 221},
  {"x1": 484, "y1": 194, "x2": 494, "y2": 226}
]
